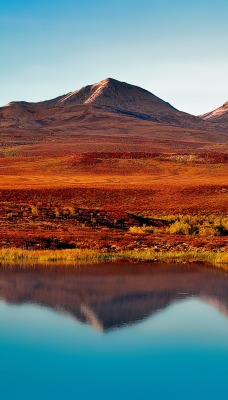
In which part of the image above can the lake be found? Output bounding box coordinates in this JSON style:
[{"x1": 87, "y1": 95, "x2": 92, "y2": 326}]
[{"x1": 0, "y1": 262, "x2": 228, "y2": 399}]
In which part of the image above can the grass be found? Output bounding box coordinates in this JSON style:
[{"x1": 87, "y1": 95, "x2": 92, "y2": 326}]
[{"x1": 0, "y1": 247, "x2": 227, "y2": 268}]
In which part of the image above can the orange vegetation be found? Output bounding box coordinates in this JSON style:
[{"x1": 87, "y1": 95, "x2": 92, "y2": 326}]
[
  {"x1": 0, "y1": 139, "x2": 227, "y2": 253},
  {"x1": 0, "y1": 78, "x2": 227, "y2": 254}
]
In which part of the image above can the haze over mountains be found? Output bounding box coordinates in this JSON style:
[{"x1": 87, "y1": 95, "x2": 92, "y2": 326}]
[{"x1": 0, "y1": 78, "x2": 227, "y2": 134}]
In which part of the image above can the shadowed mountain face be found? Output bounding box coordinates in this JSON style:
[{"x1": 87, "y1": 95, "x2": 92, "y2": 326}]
[
  {"x1": 38, "y1": 78, "x2": 197, "y2": 126},
  {"x1": 200, "y1": 101, "x2": 228, "y2": 128},
  {"x1": 0, "y1": 263, "x2": 228, "y2": 332},
  {"x1": 0, "y1": 78, "x2": 227, "y2": 135}
]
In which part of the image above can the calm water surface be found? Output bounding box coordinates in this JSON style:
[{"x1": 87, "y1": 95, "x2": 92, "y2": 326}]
[{"x1": 0, "y1": 262, "x2": 228, "y2": 399}]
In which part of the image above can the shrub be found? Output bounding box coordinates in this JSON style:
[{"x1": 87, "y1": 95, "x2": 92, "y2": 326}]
[
  {"x1": 169, "y1": 221, "x2": 191, "y2": 235},
  {"x1": 31, "y1": 205, "x2": 39, "y2": 216},
  {"x1": 129, "y1": 226, "x2": 146, "y2": 234},
  {"x1": 199, "y1": 225, "x2": 220, "y2": 237},
  {"x1": 54, "y1": 208, "x2": 60, "y2": 218},
  {"x1": 129, "y1": 225, "x2": 153, "y2": 234}
]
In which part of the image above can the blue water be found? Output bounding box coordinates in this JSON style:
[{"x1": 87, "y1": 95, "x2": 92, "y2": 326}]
[{"x1": 0, "y1": 263, "x2": 228, "y2": 399}]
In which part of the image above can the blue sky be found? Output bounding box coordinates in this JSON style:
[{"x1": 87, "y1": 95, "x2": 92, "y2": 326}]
[{"x1": 1, "y1": 0, "x2": 227, "y2": 114}]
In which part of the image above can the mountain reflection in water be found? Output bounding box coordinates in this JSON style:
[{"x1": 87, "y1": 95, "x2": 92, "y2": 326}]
[{"x1": 0, "y1": 263, "x2": 228, "y2": 332}]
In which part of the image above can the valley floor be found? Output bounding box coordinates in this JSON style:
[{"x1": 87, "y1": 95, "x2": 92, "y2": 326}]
[{"x1": 0, "y1": 138, "x2": 227, "y2": 264}]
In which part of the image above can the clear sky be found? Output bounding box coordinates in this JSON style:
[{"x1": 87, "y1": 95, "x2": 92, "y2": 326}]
[{"x1": 1, "y1": 0, "x2": 227, "y2": 114}]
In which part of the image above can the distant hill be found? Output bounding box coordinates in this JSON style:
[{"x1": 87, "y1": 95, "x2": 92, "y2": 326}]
[
  {"x1": 0, "y1": 78, "x2": 227, "y2": 155},
  {"x1": 200, "y1": 101, "x2": 228, "y2": 128},
  {"x1": 32, "y1": 77, "x2": 203, "y2": 127},
  {"x1": 1, "y1": 77, "x2": 226, "y2": 132}
]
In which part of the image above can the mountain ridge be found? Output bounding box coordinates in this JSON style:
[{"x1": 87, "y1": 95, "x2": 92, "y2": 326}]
[
  {"x1": 200, "y1": 101, "x2": 228, "y2": 128},
  {"x1": 1, "y1": 78, "x2": 227, "y2": 139},
  {"x1": 7, "y1": 78, "x2": 177, "y2": 109}
]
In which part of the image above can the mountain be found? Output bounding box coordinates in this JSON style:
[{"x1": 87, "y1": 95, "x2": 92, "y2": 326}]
[
  {"x1": 200, "y1": 101, "x2": 228, "y2": 128},
  {"x1": 33, "y1": 77, "x2": 201, "y2": 126},
  {"x1": 1, "y1": 264, "x2": 228, "y2": 332},
  {"x1": 0, "y1": 77, "x2": 223, "y2": 132},
  {"x1": 1, "y1": 78, "x2": 228, "y2": 155}
]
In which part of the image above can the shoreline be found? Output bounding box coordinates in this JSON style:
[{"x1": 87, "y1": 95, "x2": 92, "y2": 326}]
[{"x1": 0, "y1": 248, "x2": 227, "y2": 269}]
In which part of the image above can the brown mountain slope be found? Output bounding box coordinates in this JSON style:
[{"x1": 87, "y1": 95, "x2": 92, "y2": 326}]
[
  {"x1": 200, "y1": 101, "x2": 228, "y2": 128},
  {"x1": 0, "y1": 78, "x2": 226, "y2": 134},
  {"x1": 36, "y1": 77, "x2": 201, "y2": 127}
]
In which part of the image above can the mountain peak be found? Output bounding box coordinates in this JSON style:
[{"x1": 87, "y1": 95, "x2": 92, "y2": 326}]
[
  {"x1": 100, "y1": 77, "x2": 118, "y2": 84},
  {"x1": 50, "y1": 77, "x2": 178, "y2": 119},
  {"x1": 1, "y1": 77, "x2": 215, "y2": 131}
]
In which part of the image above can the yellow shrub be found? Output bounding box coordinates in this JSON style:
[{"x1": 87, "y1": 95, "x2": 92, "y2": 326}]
[
  {"x1": 129, "y1": 225, "x2": 153, "y2": 234},
  {"x1": 169, "y1": 221, "x2": 191, "y2": 235},
  {"x1": 199, "y1": 225, "x2": 219, "y2": 237}
]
